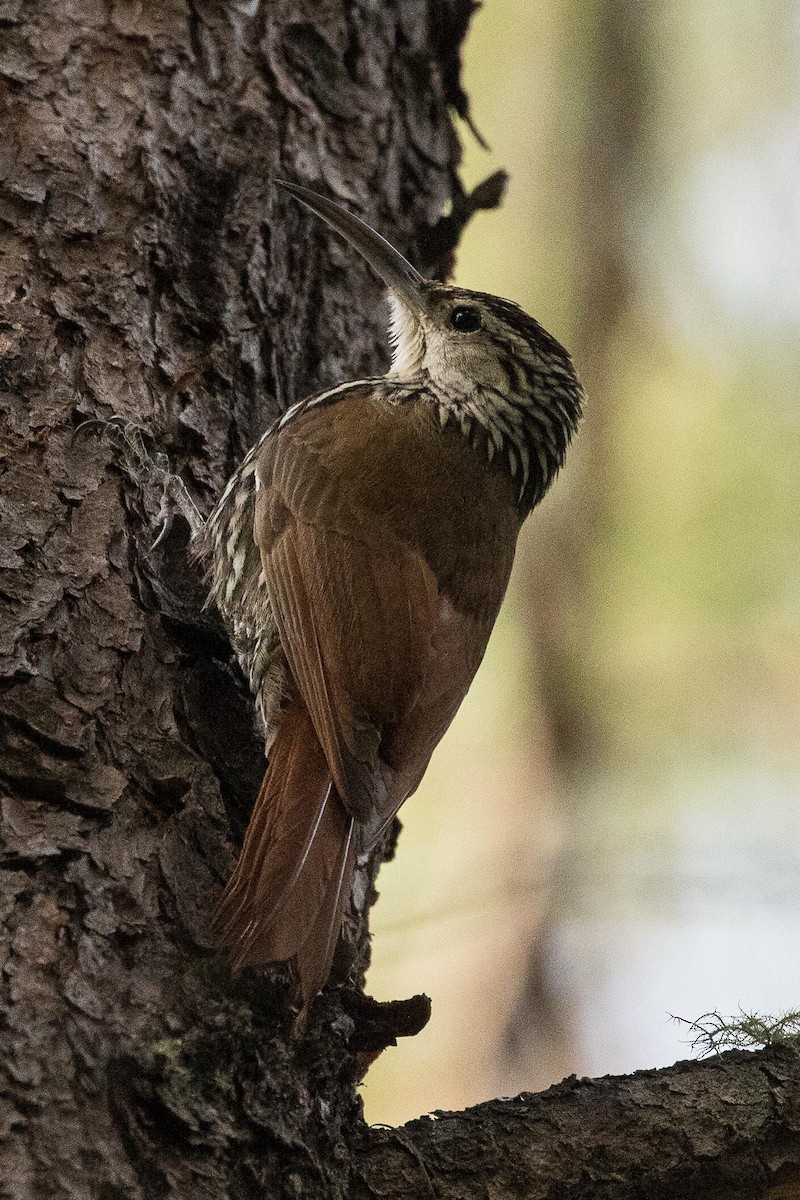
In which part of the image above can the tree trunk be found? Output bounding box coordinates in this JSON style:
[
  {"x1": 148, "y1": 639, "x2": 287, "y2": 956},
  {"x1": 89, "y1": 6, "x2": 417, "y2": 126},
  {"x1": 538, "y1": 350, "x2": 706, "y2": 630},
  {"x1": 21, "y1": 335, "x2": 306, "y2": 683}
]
[
  {"x1": 2, "y1": 4, "x2": 800, "y2": 1199},
  {"x1": 0, "y1": 2, "x2": 467, "y2": 1193}
]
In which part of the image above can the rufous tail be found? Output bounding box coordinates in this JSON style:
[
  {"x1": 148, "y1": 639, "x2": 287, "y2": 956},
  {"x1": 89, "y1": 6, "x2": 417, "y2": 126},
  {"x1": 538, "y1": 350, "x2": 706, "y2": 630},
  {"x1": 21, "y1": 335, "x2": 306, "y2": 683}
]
[{"x1": 212, "y1": 690, "x2": 355, "y2": 1018}]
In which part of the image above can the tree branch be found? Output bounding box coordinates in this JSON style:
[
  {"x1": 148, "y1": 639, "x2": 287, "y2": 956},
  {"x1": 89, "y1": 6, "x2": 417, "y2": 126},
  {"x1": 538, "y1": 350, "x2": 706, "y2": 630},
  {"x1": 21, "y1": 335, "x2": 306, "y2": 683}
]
[{"x1": 354, "y1": 1045, "x2": 800, "y2": 1200}]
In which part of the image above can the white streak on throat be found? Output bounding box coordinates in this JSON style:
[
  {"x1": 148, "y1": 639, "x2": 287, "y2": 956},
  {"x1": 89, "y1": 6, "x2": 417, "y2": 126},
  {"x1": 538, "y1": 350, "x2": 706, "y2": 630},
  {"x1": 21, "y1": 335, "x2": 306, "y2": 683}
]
[{"x1": 387, "y1": 293, "x2": 425, "y2": 379}]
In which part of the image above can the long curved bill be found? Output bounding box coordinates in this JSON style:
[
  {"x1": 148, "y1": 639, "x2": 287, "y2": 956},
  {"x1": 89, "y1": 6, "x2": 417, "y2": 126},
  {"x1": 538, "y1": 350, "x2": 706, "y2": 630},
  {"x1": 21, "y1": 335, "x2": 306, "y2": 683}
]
[{"x1": 275, "y1": 180, "x2": 425, "y2": 307}]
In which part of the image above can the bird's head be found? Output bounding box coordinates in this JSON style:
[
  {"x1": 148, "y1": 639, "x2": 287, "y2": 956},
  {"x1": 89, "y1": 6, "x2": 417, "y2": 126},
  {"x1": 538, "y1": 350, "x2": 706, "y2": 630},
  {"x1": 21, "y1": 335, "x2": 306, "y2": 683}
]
[{"x1": 277, "y1": 181, "x2": 584, "y2": 509}]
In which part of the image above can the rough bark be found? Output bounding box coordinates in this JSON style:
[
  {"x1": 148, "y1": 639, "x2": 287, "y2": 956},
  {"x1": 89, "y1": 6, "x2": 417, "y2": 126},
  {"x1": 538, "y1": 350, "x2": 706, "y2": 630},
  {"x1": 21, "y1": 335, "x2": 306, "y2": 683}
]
[
  {"x1": 353, "y1": 1045, "x2": 800, "y2": 1200},
  {"x1": 0, "y1": 2, "x2": 473, "y2": 1196},
  {"x1": 1, "y1": 3, "x2": 796, "y2": 1200}
]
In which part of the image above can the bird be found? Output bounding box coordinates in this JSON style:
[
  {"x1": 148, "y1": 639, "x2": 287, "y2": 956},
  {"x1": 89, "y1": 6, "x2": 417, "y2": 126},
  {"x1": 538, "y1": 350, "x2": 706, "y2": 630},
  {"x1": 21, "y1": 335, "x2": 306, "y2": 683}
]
[{"x1": 195, "y1": 180, "x2": 584, "y2": 1021}]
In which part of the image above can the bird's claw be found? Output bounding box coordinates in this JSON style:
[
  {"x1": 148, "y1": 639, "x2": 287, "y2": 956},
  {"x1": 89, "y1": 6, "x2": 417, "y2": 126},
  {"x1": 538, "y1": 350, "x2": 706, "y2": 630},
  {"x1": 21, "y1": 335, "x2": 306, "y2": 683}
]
[{"x1": 78, "y1": 418, "x2": 205, "y2": 542}]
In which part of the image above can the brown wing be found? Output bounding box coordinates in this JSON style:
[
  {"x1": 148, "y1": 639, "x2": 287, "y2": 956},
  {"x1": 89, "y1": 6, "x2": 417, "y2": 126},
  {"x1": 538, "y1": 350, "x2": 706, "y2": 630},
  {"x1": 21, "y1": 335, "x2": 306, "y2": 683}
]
[{"x1": 253, "y1": 388, "x2": 518, "y2": 842}]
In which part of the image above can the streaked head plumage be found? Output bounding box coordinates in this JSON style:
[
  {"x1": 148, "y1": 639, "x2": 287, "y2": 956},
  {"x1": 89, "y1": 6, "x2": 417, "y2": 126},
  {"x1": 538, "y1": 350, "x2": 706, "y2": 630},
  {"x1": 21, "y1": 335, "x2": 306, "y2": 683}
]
[{"x1": 277, "y1": 181, "x2": 584, "y2": 511}]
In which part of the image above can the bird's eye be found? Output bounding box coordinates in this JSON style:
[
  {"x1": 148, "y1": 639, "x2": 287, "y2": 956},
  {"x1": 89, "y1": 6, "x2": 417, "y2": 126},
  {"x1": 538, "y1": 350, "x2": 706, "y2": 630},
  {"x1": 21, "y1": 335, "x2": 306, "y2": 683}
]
[{"x1": 450, "y1": 305, "x2": 482, "y2": 333}]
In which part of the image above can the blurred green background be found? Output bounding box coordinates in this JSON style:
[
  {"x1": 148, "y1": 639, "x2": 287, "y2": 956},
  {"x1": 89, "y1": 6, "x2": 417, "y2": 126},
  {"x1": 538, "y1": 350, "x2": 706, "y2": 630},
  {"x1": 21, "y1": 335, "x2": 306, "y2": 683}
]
[{"x1": 363, "y1": 0, "x2": 800, "y2": 1124}]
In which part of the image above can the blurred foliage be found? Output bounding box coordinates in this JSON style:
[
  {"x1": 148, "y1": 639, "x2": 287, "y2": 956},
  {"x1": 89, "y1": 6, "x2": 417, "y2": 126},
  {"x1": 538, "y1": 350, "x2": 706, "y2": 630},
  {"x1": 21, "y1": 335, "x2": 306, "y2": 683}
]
[{"x1": 364, "y1": 0, "x2": 800, "y2": 1125}]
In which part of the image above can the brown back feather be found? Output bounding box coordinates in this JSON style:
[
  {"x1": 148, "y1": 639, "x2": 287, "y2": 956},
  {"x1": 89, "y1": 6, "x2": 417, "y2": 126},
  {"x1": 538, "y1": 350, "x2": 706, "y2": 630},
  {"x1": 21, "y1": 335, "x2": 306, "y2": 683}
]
[{"x1": 253, "y1": 391, "x2": 521, "y2": 844}]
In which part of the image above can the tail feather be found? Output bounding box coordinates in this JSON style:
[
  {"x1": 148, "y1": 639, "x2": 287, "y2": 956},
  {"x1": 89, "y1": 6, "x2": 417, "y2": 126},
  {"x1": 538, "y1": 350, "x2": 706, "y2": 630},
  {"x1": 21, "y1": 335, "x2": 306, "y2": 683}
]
[
  {"x1": 212, "y1": 692, "x2": 355, "y2": 1008},
  {"x1": 294, "y1": 817, "x2": 355, "y2": 1015}
]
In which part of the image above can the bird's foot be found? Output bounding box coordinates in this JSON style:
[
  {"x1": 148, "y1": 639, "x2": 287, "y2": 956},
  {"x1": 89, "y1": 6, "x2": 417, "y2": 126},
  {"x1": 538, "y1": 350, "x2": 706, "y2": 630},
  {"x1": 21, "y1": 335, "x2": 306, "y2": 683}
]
[{"x1": 78, "y1": 417, "x2": 205, "y2": 545}]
